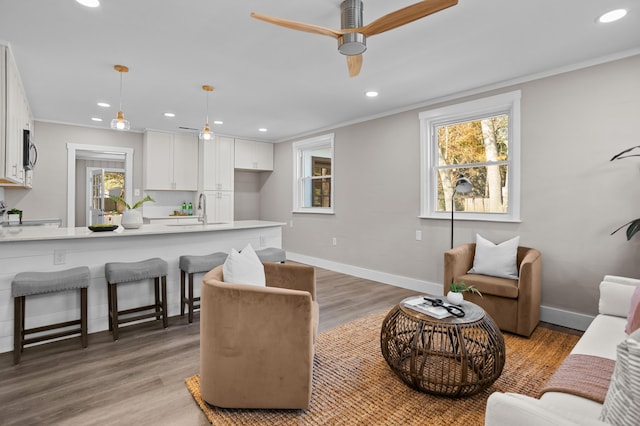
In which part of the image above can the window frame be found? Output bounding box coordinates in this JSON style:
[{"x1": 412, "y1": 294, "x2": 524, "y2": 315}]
[
  {"x1": 292, "y1": 133, "x2": 335, "y2": 214},
  {"x1": 419, "y1": 91, "x2": 521, "y2": 222}
]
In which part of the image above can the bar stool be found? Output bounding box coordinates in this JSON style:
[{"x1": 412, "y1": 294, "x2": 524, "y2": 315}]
[
  {"x1": 255, "y1": 247, "x2": 286, "y2": 263},
  {"x1": 12, "y1": 266, "x2": 90, "y2": 365},
  {"x1": 179, "y1": 252, "x2": 228, "y2": 323},
  {"x1": 105, "y1": 258, "x2": 168, "y2": 341}
]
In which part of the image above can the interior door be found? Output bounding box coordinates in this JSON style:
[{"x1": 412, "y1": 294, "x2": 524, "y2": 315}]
[{"x1": 88, "y1": 168, "x2": 105, "y2": 226}]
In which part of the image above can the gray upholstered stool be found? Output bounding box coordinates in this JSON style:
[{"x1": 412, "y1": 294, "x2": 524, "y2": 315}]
[
  {"x1": 12, "y1": 266, "x2": 90, "y2": 365},
  {"x1": 105, "y1": 258, "x2": 168, "y2": 340},
  {"x1": 255, "y1": 247, "x2": 286, "y2": 263},
  {"x1": 179, "y1": 252, "x2": 228, "y2": 323}
]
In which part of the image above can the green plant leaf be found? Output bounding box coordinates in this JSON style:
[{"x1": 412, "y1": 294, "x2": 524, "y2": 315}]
[
  {"x1": 109, "y1": 195, "x2": 154, "y2": 210},
  {"x1": 626, "y1": 218, "x2": 640, "y2": 241}
]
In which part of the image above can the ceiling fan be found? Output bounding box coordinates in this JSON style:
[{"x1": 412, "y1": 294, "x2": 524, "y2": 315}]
[{"x1": 251, "y1": 0, "x2": 458, "y2": 77}]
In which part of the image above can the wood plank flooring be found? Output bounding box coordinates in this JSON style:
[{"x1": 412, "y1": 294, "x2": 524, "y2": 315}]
[{"x1": 0, "y1": 264, "x2": 580, "y2": 425}]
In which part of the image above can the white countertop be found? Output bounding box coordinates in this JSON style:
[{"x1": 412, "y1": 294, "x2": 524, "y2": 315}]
[{"x1": 0, "y1": 220, "x2": 285, "y2": 243}]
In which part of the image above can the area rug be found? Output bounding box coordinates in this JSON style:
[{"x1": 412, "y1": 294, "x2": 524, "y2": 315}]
[{"x1": 186, "y1": 310, "x2": 580, "y2": 425}]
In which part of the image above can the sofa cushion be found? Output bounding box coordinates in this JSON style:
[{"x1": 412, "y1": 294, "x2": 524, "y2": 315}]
[
  {"x1": 455, "y1": 273, "x2": 519, "y2": 299},
  {"x1": 625, "y1": 286, "x2": 640, "y2": 334},
  {"x1": 222, "y1": 243, "x2": 265, "y2": 287},
  {"x1": 599, "y1": 278, "x2": 638, "y2": 318},
  {"x1": 600, "y1": 328, "x2": 640, "y2": 425},
  {"x1": 570, "y1": 314, "x2": 627, "y2": 360},
  {"x1": 468, "y1": 234, "x2": 520, "y2": 279}
]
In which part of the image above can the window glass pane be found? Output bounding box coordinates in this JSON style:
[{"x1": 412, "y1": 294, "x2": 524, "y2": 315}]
[
  {"x1": 436, "y1": 165, "x2": 508, "y2": 213},
  {"x1": 303, "y1": 147, "x2": 332, "y2": 178},
  {"x1": 301, "y1": 176, "x2": 332, "y2": 208},
  {"x1": 437, "y1": 114, "x2": 509, "y2": 166}
]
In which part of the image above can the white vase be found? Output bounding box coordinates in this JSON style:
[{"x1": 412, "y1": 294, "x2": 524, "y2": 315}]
[
  {"x1": 120, "y1": 209, "x2": 143, "y2": 229},
  {"x1": 447, "y1": 291, "x2": 464, "y2": 305}
]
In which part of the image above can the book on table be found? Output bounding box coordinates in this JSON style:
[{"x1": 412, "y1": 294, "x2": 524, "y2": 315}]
[{"x1": 404, "y1": 296, "x2": 453, "y2": 319}]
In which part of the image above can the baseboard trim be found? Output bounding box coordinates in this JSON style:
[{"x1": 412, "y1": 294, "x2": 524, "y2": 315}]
[{"x1": 287, "y1": 251, "x2": 595, "y2": 332}]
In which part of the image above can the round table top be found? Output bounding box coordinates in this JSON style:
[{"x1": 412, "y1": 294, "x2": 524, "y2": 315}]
[{"x1": 399, "y1": 295, "x2": 486, "y2": 325}]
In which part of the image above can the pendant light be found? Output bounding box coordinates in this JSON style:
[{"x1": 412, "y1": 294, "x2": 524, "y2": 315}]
[
  {"x1": 200, "y1": 85, "x2": 214, "y2": 140},
  {"x1": 110, "y1": 65, "x2": 130, "y2": 131}
]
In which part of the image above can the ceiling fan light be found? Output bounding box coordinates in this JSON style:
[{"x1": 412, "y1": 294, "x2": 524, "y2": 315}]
[
  {"x1": 338, "y1": 33, "x2": 367, "y2": 55},
  {"x1": 110, "y1": 111, "x2": 130, "y2": 131}
]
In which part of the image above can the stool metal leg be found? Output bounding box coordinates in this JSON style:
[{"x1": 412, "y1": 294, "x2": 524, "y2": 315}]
[
  {"x1": 180, "y1": 270, "x2": 186, "y2": 317},
  {"x1": 188, "y1": 272, "x2": 195, "y2": 324},
  {"x1": 13, "y1": 296, "x2": 23, "y2": 365},
  {"x1": 81, "y1": 288, "x2": 88, "y2": 348},
  {"x1": 161, "y1": 276, "x2": 168, "y2": 328}
]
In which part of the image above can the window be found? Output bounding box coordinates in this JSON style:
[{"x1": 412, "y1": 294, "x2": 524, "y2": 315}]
[
  {"x1": 419, "y1": 91, "x2": 521, "y2": 222},
  {"x1": 292, "y1": 133, "x2": 334, "y2": 214}
]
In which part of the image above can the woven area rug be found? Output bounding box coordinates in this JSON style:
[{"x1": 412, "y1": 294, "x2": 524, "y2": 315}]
[{"x1": 186, "y1": 310, "x2": 580, "y2": 425}]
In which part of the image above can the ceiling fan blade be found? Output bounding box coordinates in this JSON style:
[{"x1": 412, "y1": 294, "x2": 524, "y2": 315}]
[
  {"x1": 361, "y1": 0, "x2": 458, "y2": 37},
  {"x1": 251, "y1": 12, "x2": 344, "y2": 39},
  {"x1": 347, "y1": 55, "x2": 363, "y2": 77}
]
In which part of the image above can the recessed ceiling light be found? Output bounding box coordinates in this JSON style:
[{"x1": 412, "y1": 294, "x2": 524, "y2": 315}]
[
  {"x1": 76, "y1": 0, "x2": 100, "y2": 8},
  {"x1": 213, "y1": 120, "x2": 224, "y2": 125},
  {"x1": 163, "y1": 112, "x2": 176, "y2": 118},
  {"x1": 91, "y1": 117, "x2": 103, "y2": 122},
  {"x1": 97, "y1": 102, "x2": 110, "y2": 108},
  {"x1": 365, "y1": 91, "x2": 379, "y2": 97},
  {"x1": 258, "y1": 128, "x2": 268, "y2": 132},
  {"x1": 598, "y1": 9, "x2": 627, "y2": 23}
]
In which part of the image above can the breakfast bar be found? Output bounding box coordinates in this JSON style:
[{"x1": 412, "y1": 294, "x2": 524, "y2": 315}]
[{"x1": 0, "y1": 220, "x2": 284, "y2": 354}]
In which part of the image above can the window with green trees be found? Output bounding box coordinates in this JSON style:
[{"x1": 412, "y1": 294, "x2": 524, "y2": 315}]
[{"x1": 419, "y1": 91, "x2": 521, "y2": 222}]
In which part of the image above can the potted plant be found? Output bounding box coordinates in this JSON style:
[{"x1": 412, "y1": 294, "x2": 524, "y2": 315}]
[
  {"x1": 447, "y1": 281, "x2": 482, "y2": 305},
  {"x1": 109, "y1": 195, "x2": 154, "y2": 229},
  {"x1": 610, "y1": 146, "x2": 640, "y2": 241},
  {"x1": 7, "y1": 208, "x2": 22, "y2": 224}
]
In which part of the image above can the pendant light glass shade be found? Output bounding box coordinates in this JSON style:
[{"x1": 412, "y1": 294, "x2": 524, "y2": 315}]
[
  {"x1": 110, "y1": 65, "x2": 130, "y2": 131},
  {"x1": 199, "y1": 85, "x2": 214, "y2": 140}
]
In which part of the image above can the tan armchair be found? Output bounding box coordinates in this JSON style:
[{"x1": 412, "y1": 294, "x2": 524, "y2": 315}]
[
  {"x1": 200, "y1": 262, "x2": 319, "y2": 409},
  {"x1": 444, "y1": 244, "x2": 542, "y2": 337}
]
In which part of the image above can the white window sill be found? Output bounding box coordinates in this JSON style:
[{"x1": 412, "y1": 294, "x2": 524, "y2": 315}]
[
  {"x1": 292, "y1": 208, "x2": 335, "y2": 215},
  {"x1": 419, "y1": 213, "x2": 522, "y2": 223}
]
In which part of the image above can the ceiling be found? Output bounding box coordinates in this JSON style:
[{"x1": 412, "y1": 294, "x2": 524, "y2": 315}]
[{"x1": 0, "y1": 0, "x2": 638, "y2": 142}]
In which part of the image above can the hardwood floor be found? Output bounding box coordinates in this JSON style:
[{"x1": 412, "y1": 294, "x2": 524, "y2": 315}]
[{"x1": 0, "y1": 264, "x2": 580, "y2": 425}]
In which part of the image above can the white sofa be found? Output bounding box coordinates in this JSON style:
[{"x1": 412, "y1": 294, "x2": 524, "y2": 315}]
[{"x1": 485, "y1": 275, "x2": 640, "y2": 426}]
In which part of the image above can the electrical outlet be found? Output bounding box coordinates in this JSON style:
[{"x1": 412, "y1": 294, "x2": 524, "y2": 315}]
[
  {"x1": 134, "y1": 188, "x2": 140, "y2": 196},
  {"x1": 259, "y1": 236, "x2": 266, "y2": 247},
  {"x1": 332, "y1": 237, "x2": 337, "y2": 246},
  {"x1": 415, "y1": 230, "x2": 423, "y2": 241},
  {"x1": 53, "y1": 249, "x2": 66, "y2": 265},
  {"x1": 289, "y1": 220, "x2": 294, "y2": 228}
]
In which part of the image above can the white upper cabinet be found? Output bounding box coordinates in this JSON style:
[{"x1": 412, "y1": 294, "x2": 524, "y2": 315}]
[
  {"x1": 200, "y1": 135, "x2": 234, "y2": 191},
  {"x1": 143, "y1": 130, "x2": 198, "y2": 191},
  {"x1": 1, "y1": 45, "x2": 32, "y2": 187},
  {"x1": 234, "y1": 139, "x2": 273, "y2": 171}
]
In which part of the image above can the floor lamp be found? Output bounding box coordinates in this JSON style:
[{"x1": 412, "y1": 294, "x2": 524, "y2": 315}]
[{"x1": 451, "y1": 176, "x2": 473, "y2": 249}]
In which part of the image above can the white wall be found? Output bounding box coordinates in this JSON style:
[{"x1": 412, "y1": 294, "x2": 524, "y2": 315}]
[{"x1": 260, "y1": 54, "x2": 640, "y2": 318}]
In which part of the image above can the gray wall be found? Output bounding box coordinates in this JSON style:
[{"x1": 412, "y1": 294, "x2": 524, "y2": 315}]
[
  {"x1": 4, "y1": 122, "x2": 144, "y2": 226},
  {"x1": 260, "y1": 54, "x2": 640, "y2": 317}
]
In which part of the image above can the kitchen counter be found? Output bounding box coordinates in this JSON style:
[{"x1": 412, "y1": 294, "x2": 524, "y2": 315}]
[
  {"x1": 0, "y1": 220, "x2": 284, "y2": 354},
  {"x1": 0, "y1": 220, "x2": 284, "y2": 243}
]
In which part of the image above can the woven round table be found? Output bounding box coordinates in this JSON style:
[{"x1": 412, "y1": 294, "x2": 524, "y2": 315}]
[{"x1": 380, "y1": 296, "x2": 505, "y2": 397}]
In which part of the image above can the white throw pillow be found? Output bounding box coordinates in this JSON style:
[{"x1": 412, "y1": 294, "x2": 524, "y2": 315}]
[
  {"x1": 600, "y1": 329, "x2": 640, "y2": 425},
  {"x1": 222, "y1": 243, "x2": 266, "y2": 286},
  {"x1": 468, "y1": 234, "x2": 520, "y2": 279}
]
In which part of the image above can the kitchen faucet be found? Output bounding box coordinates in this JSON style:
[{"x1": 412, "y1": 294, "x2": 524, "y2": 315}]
[{"x1": 197, "y1": 193, "x2": 207, "y2": 224}]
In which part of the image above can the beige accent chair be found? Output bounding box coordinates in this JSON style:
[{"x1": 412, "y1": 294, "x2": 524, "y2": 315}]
[
  {"x1": 200, "y1": 262, "x2": 319, "y2": 409},
  {"x1": 444, "y1": 244, "x2": 542, "y2": 337}
]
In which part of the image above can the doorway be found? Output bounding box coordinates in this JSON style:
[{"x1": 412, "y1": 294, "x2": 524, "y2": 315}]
[{"x1": 67, "y1": 143, "x2": 133, "y2": 228}]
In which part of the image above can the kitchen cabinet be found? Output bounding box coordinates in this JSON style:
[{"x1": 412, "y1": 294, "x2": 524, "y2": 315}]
[
  {"x1": 200, "y1": 135, "x2": 234, "y2": 191},
  {"x1": 143, "y1": 130, "x2": 198, "y2": 191},
  {"x1": 1, "y1": 45, "x2": 33, "y2": 187},
  {"x1": 203, "y1": 190, "x2": 234, "y2": 223},
  {"x1": 234, "y1": 138, "x2": 273, "y2": 171}
]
